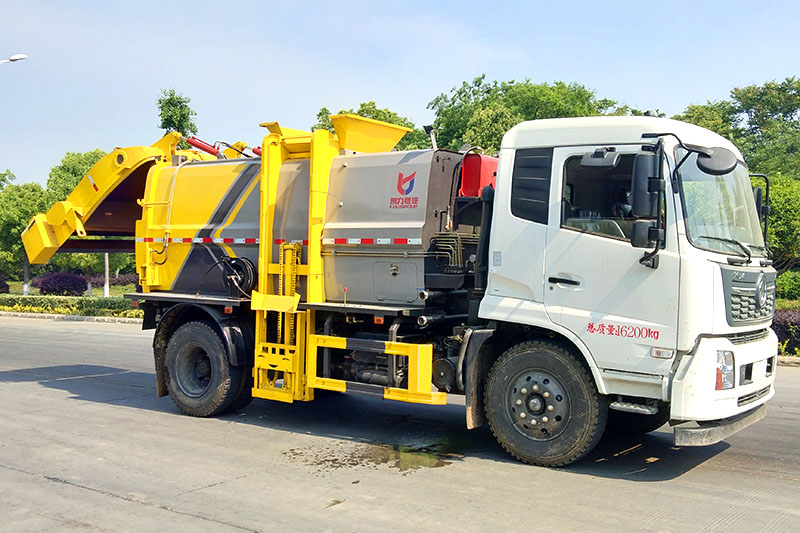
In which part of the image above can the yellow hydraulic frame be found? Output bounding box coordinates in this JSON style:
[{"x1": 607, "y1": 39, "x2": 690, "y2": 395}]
[{"x1": 249, "y1": 115, "x2": 445, "y2": 406}]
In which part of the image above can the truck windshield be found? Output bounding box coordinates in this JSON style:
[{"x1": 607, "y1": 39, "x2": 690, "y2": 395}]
[{"x1": 677, "y1": 149, "x2": 765, "y2": 257}]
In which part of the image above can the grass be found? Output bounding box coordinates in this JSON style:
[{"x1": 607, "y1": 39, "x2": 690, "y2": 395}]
[
  {"x1": 6, "y1": 281, "x2": 137, "y2": 297},
  {"x1": 776, "y1": 299, "x2": 800, "y2": 311}
]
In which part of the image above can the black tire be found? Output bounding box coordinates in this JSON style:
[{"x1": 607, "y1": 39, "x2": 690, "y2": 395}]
[
  {"x1": 165, "y1": 321, "x2": 243, "y2": 417},
  {"x1": 227, "y1": 368, "x2": 253, "y2": 412},
  {"x1": 485, "y1": 341, "x2": 607, "y2": 467},
  {"x1": 606, "y1": 405, "x2": 670, "y2": 435}
]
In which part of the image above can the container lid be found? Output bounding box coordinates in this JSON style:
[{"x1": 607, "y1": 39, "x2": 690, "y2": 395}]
[{"x1": 330, "y1": 114, "x2": 411, "y2": 153}]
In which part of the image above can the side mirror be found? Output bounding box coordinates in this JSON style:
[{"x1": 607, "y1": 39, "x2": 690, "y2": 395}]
[
  {"x1": 696, "y1": 147, "x2": 737, "y2": 176},
  {"x1": 631, "y1": 220, "x2": 664, "y2": 248},
  {"x1": 754, "y1": 186, "x2": 763, "y2": 223},
  {"x1": 631, "y1": 152, "x2": 663, "y2": 218}
]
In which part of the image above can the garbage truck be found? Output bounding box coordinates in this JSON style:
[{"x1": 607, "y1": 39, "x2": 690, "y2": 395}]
[{"x1": 22, "y1": 114, "x2": 778, "y2": 466}]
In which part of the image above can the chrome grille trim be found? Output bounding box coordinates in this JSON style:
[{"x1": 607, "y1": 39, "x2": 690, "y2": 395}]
[
  {"x1": 737, "y1": 385, "x2": 770, "y2": 407},
  {"x1": 730, "y1": 283, "x2": 775, "y2": 323},
  {"x1": 727, "y1": 329, "x2": 769, "y2": 345}
]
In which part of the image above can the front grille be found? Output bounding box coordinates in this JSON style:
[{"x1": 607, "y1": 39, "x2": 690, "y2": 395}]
[
  {"x1": 737, "y1": 385, "x2": 770, "y2": 407},
  {"x1": 730, "y1": 285, "x2": 775, "y2": 323},
  {"x1": 727, "y1": 329, "x2": 769, "y2": 345}
]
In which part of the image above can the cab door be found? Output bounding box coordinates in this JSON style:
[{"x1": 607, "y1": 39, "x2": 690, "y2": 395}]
[{"x1": 543, "y1": 145, "x2": 679, "y2": 374}]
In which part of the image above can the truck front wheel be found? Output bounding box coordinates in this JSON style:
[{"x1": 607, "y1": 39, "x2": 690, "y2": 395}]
[
  {"x1": 485, "y1": 341, "x2": 607, "y2": 467},
  {"x1": 165, "y1": 321, "x2": 243, "y2": 417}
]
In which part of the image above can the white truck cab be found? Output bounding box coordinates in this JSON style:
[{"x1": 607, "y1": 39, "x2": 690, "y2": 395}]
[{"x1": 480, "y1": 116, "x2": 776, "y2": 452}]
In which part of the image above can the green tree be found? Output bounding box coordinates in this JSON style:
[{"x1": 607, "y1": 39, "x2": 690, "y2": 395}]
[
  {"x1": 157, "y1": 88, "x2": 198, "y2": 149},
  {"x1": 673, "y1": 77, "x2": 800, "y2": 176},
  {"x1": 672, "y1": 100, "x2": 739, "y2": 140},
  {"x1": 427, "y1": 75, "x2": 503, "y2": 151},
  {"x1": 0, "y1": 169, "x2": 14, "y2": 190},
  {"x1": 674, "y1": 78, "x2": 800, "y2": 273},
  {"x1": 311, "y1": 101, "x2": 430, "y2": 150},
  {"x1": 46, "y1": 150, "x2": 106, "y2": 204},
  {"x1": 0, "y1": 182, "x2": 47, "y2": 278},
  {"x1": 428, "y1": 75, "x2": 624, "y2": 154},
  {"x1": 753, "y1": 174, "x2": 800, "y2": 274},
  {"x1": 463, "y1": 101, "x2": 524, "y2": 154}
]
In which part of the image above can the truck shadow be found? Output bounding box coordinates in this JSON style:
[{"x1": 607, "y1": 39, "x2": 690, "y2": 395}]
[{"x1": 0, "y1": 364, "x2": 727, "y2": 481}]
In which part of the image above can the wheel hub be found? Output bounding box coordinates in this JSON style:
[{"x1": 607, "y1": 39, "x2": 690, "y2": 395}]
[
  {"x1": 507, "y1": 370, "x2": 570, "y2": 440},
  {"x1": 176, "y1": 345, "x2": 213, "y2": 398},
  {"x1": 527, "y1": 396, "x2": 544, "y2": 414}
]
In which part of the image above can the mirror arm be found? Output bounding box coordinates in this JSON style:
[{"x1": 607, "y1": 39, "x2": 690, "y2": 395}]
[
  {"x1": 750, "y1": 173, "x2": 772, "y2": 256},
  {"x1": 639, "y1": 142, "x2": 665, "y2": 269}
]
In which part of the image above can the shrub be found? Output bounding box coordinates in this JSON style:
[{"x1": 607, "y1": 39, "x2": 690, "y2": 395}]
[
  {"x1": 777, "y1": 270, "x2": 800, "y2": 301},
  {"x1": 89, "y1": 272, "x2": 139, "y2": 287},
  {"x1": 774, "y1": 309, "x2": 800, "y2": 355},
  {"x1": 31, "y1": 272, "x2": 86, "y2": 296},
  {"x1": 0, "y1": 295, "x2": 140, "y2": 317}
]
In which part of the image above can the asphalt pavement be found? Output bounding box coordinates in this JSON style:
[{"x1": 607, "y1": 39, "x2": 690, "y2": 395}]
[{"x1": 1, "y1": 316, "x2": 799, "y2": 532}]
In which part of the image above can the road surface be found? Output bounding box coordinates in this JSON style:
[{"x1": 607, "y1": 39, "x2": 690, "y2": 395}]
[{"x1": 1, "y1": 316, "x2": 798, "y2": 532}]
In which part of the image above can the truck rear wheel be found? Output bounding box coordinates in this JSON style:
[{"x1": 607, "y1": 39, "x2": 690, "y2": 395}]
[
  {"x1": 227, "y1": 370, "x2": 253, "y2": 412},
  {"x1": 165, "y1": 321, "x2": 243, "y2": 417},
  {"x1": 485, "y1": 341, "x2": 607, "y2": 467}
]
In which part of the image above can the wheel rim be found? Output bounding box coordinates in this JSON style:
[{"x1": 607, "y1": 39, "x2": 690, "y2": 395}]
[
  {"x1": 504, "y1": 369, "x2": 570, "y2": 441},
  {"x1": 175, "y1": 344, "x2": 213, "y2": 398}
]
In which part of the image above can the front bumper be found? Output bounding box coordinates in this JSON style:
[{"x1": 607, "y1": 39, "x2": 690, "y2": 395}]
[
  {"x1": 673, "y1": 404, "x2": 766, "y2": 446},
  {"x1": 670, "y1": 329, "x2": 777, "y2": 421}
]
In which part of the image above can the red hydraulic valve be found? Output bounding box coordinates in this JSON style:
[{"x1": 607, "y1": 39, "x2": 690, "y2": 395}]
[
  {"x1": 251, "y1": 146, "x2": 263, "y2": 156},
  {"x1": 185, "y1": 136, "x2": 219, "y2": 156}
]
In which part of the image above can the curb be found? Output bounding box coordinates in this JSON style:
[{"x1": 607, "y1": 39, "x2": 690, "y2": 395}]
[
  {"x1": 0, "y1": 311, "x2": 142, "y2": 324},
  {"x1": 779, "y1": 356, "x2": 800, "y2": 367}
]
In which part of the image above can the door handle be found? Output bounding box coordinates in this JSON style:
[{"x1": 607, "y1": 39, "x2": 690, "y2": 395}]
[{"x1": 548, "y1": 276, "x2": 580, "y2": 286}]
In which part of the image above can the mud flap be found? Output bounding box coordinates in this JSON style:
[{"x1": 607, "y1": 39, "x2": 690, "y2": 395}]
[{"x1": 464, "y1": 328, "x2": 496, "y2": 429}]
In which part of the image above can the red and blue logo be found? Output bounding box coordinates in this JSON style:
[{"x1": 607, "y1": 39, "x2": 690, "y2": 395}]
[{"x1": 396, "y1": 171, "x2": 416, "y2": 196}]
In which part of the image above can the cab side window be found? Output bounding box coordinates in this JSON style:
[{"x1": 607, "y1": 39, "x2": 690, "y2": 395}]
[
  {"x1": 511, "y1": 148, "x2": 554, "y2": 224},
  {"x1": 562, "y1": 154, "x2": 635, "y2": 240}
]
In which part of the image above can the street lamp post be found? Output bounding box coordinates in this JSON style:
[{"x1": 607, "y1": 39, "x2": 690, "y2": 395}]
[{"x1": 0, "y1": 53, "x2": 28, "y2": 64}]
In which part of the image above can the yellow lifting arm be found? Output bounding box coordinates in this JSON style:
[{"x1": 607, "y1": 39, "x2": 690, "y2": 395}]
[{"x1": 23, "y1": 132, "x2": 189, "y2": 264}]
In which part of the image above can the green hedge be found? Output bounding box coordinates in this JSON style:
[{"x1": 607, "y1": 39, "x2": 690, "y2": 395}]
[
  {"x1": 777, "y1": 270, "x2": 800, "y2": 300},
  {"x1": 0, "y1": 295, "x2": 142, "y2": 317}
]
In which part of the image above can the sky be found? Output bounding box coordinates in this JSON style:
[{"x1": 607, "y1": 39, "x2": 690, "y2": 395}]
[{"x1": 1, "y1": 0, "x2": 799, "y2": 186}]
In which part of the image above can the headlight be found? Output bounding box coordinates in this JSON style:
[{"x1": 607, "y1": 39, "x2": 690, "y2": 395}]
[{"x1": 716, "y1": 350, "x2": 735, "y2": 390}]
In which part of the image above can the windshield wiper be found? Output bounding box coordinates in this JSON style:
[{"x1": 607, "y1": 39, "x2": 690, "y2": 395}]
[{"x1": 696, "y1": 235, "x2": 752, "y2": 264}]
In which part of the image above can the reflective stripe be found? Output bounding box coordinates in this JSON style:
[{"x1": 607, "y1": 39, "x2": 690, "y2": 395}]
[{"x1": 321, "y1": 237, "x2": 420, "y2": 246}]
